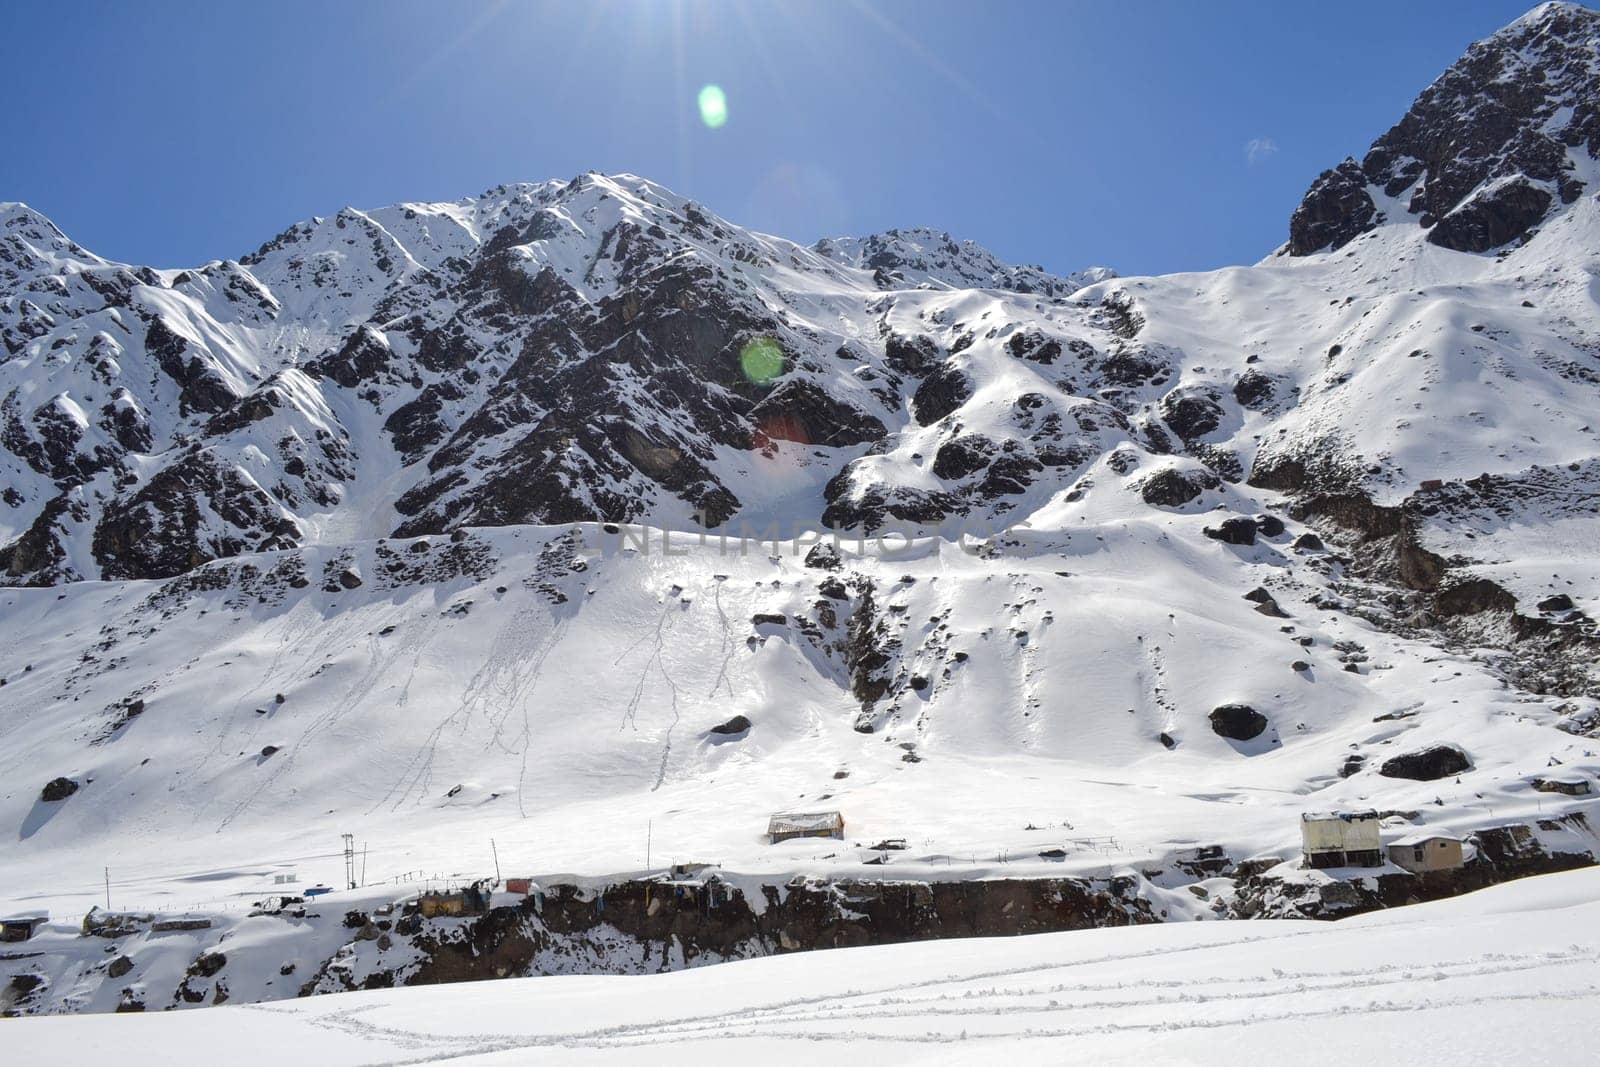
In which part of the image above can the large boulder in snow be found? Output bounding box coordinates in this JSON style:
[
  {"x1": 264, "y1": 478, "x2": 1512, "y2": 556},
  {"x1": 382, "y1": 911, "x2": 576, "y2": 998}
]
[
  {"x1": 708, "y1": 714, "x2": 752, "y2": 736},
  {"x1": 40, "y1": 776, "x2": 78, "y2": 802},
  {"x1": 1208, "y1": 704, "x2": 1269, "y2": 741},
  {"x1": 1204, "y1": 517, "x2": 1258, "y2": 546},
  {"x1": 1379, "y1": 744, "x2": 1471, "y2": 781}
]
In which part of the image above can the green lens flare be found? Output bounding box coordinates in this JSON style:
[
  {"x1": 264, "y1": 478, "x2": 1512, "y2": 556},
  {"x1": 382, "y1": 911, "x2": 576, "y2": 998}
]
[
  {"x1": 740, "y1": 337, "x2": 784, "y2": 384},
  {"x1": 697, "y1": 84, "x2": 728, "y2": 129}
]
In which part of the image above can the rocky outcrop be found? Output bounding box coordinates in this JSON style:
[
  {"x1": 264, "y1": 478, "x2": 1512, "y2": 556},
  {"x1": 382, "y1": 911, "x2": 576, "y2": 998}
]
[
  {"x1": 91, "y1": 453, "x2": 301, "y2": 581},
  {"x1": 910, "y1": 363, "x2": 973, "y2": 426},
  {"x1": 1379, "y1": 744, "x2": 1471, "y2": 781},
  {"x1": 1139, "y1": 467, "x2": 1217, "y2": 507},
  {"x1": 1288, "y1": 159, "x2": 1377, "y2": 255},
  {"x1": 1428, "y1": 178, "x2": 1553, "y2": 252},
  {"x1": 1203, "y1": 517, "x2": 1257, "y2": 546},
  {"x1": 1287, "y1": 4, "x2": 1599, "y2": 255},
  {"x1": 333, "y1": 872, "x2": 1158, "y2": 993}
]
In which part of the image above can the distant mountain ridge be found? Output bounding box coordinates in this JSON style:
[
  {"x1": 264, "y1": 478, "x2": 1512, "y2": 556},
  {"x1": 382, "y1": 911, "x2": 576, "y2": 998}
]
[{"x1": 0, "y1": 175, "x2": 1118, "y2": 585}]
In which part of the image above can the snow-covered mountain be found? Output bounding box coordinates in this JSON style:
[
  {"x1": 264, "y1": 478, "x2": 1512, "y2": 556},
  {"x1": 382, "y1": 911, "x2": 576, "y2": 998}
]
[
  {"x1": 0, "y1": 176, "x2": 1117, "y2": 586},
  {"x1": 2, "y1": 0, "x2": 1599, "y2": 1019}
]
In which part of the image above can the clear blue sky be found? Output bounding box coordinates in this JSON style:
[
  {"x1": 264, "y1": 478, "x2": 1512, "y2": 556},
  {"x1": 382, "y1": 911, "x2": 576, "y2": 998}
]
[{"x1": 0, "y1": 0, "x2": 1551, "y2": 277}]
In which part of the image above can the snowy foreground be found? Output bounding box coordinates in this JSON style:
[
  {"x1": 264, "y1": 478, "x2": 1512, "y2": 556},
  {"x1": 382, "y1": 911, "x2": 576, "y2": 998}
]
[{"x1": 11, "y1": 866, "x2": 1599, "y2": 1065}]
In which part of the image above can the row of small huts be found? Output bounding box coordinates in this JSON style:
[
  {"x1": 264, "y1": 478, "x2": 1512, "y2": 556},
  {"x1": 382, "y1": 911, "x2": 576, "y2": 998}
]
[{"x1": 1300, "y1": 811, "x2": 1465, "y2": 873}]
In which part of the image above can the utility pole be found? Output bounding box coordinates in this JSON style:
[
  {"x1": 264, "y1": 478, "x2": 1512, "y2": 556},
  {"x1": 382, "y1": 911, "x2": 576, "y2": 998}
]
[
  {"x1": 104, "y1": 867, "x2": 111, "y2": 910},
  {"x1": 490, "y1": 838, "x2": 501, "y2": 885},
  {"x1": 361, "y1": 843, "x2": 368, "y2": 887},
  {"x1": 342, "y1": 833, "x2": 356, "y2": 890}
]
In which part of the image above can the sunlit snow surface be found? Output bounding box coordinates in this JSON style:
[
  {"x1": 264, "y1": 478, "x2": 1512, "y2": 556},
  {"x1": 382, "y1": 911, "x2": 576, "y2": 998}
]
[
  {"x1": 11, "y1": 866, "x2": 1600, "y2": 1064},
  {"x1": 0, "y1": 521, "x2": 1594, "y2": 925}
]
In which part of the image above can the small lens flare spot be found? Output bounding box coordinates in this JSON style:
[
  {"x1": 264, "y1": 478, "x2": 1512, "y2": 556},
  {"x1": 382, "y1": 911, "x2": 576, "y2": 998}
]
[
  {"x1": 698, "y1": 84, "x2": 729, "y2": 129},
  {"x1": 739, "y1": 336, "x2": 784, "y2": 384}
]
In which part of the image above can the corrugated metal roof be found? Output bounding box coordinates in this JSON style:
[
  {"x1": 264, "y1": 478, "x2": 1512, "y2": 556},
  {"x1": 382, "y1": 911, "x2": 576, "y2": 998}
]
[
  {"x1": 1301, "y1": 810, "x2": 1380, "y2": 822},
  {"x1": 1389, "y1": 832, "x2": 1462, "y2": 847}
]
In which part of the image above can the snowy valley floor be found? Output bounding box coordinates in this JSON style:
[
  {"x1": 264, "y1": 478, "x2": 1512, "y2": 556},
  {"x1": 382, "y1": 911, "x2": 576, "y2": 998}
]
[{"x1": 10, "y1": 865, "x2": 1599, "y2": 1065}]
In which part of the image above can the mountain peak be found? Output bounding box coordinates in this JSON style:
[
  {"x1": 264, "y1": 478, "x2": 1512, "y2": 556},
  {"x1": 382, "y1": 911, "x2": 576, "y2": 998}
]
[{"x1": 1288, "y1": 1, "x2": 1600, "y2": 256}]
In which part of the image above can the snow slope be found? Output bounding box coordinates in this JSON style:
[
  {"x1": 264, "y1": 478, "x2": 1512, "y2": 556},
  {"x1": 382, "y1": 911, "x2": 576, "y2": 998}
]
[
  {"x1": 0, "y1": 519, "x2": 1593, "y2": 924},
  {"x1": 1, "y1": 1, "x2": 1599, "y2": 1021},
  {"x1": 10, "y1": 864, "x2": 1600, "y2": 1064}
]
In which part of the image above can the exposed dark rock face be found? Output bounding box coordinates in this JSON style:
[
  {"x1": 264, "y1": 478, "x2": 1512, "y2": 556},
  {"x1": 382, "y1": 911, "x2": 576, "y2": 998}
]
[
  {"x1": 1428, "y1": 178, "x2": 1553, "y2": 252},
  {"x1": 91, "y1": 453, "x2": 300, "y2": 581},
  {"x1": 1005, "y1": 330, "x2": 1062, "y2": 364},
  {"x1": 882, "y1": 333, "x2": 940, "y2": 376},
  {"x1": 821, "y1": 465, "x2": 961, "y2": 533},
  {"x1": 1379, "y1": 744, "x2": 1471, "y2": 781},
  {"x1": 1, "y1": 492, "x2": 83, "y2": 584},
  {"x1": 2, "y1": 391, "x2": 111, "y2": 484},
  {"x1": 708, "y1": 714, "x2": 751, "y2": 736},
  {"x1": 1288, "y1": 159, "x2": 1378, "y2": 255},
  {"x1": 1208, "y1": 704, "x2": 1268, "y2": 741},
  {"x1": 40, "y1": 776, "x2": 78, "y2": 801},
  {"x1": 1288, "y1": 4, "x2": 1599, "y2": 255},
  {"x1": 1139, "y1": 467, "x2": 1217, "y2": 507},
  {"x1": 310, "y1": 325, "x2": 404, "y2": 390},
  {"x1": 328, "y1": 872, "x2": 1157, "y2": 995},
  {"x1": 910, "y1": 363, "x2": 973, "y2": 426},
  {"x1": 803, "y1": 542, "x2": 842, "y2": 571},
  {"x1": 749, "y1": 380, "x2": 886, "y2": 447},
  {"x1": 1158, "y1": 386, "x2": 1224, "y2": 444},
  {"x1": 1232, "y1": 369, "x2": 1277, "y2": 410},
  {"x1": 1435, "y1": 578, "x2": 1517, "y2": 616},
  {"x1": 187, "y1": 952, "x2": 226, "y2": 979},
  {"x1": 931, "y1": 434, "x2": 994, "y2": 480},
  {"x1": 144, "y1": 318, "x2": 239, "y2": 416}
]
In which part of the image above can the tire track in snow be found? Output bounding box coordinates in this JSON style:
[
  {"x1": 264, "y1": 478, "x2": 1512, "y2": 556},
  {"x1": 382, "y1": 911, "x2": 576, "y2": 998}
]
[{"x1": 277, "y1": 946, "x2": 1600, "y2": 1059}]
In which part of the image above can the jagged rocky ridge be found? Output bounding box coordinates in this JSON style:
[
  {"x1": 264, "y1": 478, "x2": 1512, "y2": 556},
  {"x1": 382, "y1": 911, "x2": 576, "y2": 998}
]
[
  {"x1": 1, "y1": 178, "x2": 1128, "y2": 585},
  {"x1": 1289, "y1": 1, "x2": 1600, "y2": 255}
]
